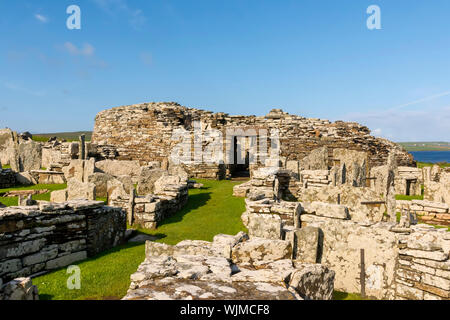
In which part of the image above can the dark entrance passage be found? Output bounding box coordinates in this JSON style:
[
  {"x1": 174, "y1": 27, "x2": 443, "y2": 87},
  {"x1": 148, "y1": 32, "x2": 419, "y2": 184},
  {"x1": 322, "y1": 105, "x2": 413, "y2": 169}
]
[{"x1": 230, "y1": 136, "x2": 250, "y2": 178}]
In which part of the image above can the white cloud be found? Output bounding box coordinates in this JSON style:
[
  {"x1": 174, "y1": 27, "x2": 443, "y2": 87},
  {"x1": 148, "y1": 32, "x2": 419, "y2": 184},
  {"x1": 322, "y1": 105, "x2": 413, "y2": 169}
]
[
  {"x1": 342, "y1": 91, "x2": 450, "y2": 142},
  {"x1": 63, "y1": 42, "x2": 95, "y2": 57},
  {"x1": 92, "y1": 0, "x2": 146, "y2": 29},
  {"x1": 35, "y1": 14, "x2": 48, "y2": 23},
  {"x1": 344, "y1": 107, "x2": 450, "y2": 142}
]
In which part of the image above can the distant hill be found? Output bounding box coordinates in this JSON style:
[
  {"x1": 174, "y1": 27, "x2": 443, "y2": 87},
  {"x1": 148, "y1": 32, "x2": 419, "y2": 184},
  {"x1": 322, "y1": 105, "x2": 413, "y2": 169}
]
[
  {"x1": 32, "y1": 131, "x2": 93, "y2": 142},
  {"x1": 398, "y1": 141, "x2": 450, "y2": 151}
]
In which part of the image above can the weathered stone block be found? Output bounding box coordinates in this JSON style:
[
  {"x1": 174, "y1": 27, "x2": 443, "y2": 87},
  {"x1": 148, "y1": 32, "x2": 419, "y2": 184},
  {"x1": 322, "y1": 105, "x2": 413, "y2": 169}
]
[
  {"x1": 231, "y1": 238, "x2": 292, "y2": 267},
  {"x1": 22, "y1": 247, "x2": 58, "y2": 266},
  {"x1": 45, "y1": 251, "x2": 87, "y2": 270},
  {"x1": 50, "y1": 189, "x2": 68, "y2": 203},
  {"x1": 247, "y1": 213, "x2": 282, "y2": 240},
  {"x1": 289, "y1": 263, "x2": 335, "y2": 300},
  {"x1": 293, "y1": 227, "x2": 320, "y2": 263}
]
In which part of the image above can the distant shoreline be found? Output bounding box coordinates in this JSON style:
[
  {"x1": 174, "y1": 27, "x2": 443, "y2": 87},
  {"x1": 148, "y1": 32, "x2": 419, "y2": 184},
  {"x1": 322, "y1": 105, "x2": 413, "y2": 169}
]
[
  {"x1": 411, "y1": 151, "x2": 450, "y2": 164},
  {"x1": 397, "y1": 142, "x2": 450, "y2": 152}
]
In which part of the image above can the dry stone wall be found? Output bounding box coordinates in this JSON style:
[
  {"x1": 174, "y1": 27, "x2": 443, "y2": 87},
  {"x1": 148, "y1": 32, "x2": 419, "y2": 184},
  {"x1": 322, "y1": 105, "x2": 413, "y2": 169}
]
[
  {"x1": 397, "y1": 200, "x2": 450, "y2": 226},
  {"x1": 92, "y1": 102, "x2": 415, "y2": 179},
  {"x1": 240, "y1": 166, "x2": 450, "y2": 300},
  {"x1": 0, "y1": 200, "x2": 126, "y2": 284},
  {"x1": 110, "y1": 176, "x2": 188, "y2": 230},
  {"x1": 0, "y1": 168, "x2": 16, "y2": 189}
]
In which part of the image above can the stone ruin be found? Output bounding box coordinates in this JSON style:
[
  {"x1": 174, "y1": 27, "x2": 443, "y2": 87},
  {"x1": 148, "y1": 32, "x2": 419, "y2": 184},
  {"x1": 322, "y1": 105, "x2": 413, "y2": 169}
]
[
  {"x1": 0, "y1": 200, "x2": 127, "y2": 300},
  {"x1": 0, "y1": 277, "x2": 38, "y2": 300},
  {"x1": 395, "y1": 165, "x2": 450, "y2": 226},
  {"x1": 1, "y1": 102, "x2": 448, "y2": 301},
  {"x1": 46, "y1": 158, "x2": 190, "y2": 230},
  {"x1": 91, "y1": 102, "x2": 415, "y2": 180},
  {"x1": 236, "y1": 163, "x2": 450, "y2": 300},
  {"x1": 123, "y1": 232, "x2": 335, "y2": 300}
]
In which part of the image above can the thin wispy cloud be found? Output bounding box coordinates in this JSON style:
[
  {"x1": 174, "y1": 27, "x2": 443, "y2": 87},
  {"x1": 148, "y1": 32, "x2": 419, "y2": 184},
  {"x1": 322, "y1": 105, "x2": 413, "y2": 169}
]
[
  {"x1": 344, "y1": 96, "x2": 450, "y2": 141},
  {"x1": 390, "y1": 90, "x2": 450, "y2": 111},
  {"x1": 93, "y1": 0, "x2": 146, "y2": 29},
  {"x1": 63, "y1": 42, "x2": 95, "y2": 57},
  {"x1": 4, "y1": 82, "x2": 46, "y2": 97},
  {"x1": 34, "y1": 14, "x2": 48, "y2": 23},
  {"x1": 59, "y1": 42, "x2": 108, "y2": 78}
]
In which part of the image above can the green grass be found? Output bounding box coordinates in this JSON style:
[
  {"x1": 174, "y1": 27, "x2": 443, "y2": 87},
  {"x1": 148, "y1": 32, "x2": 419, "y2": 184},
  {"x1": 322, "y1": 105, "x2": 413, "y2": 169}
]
[
  {"x1": 34, "y1": 179, "x2": 247, "y2": 300},
  {"x1": 0, "y1": 184, "x2": 67, "y2": 207},
  {"x1": 417, "y1": 162, "x2": 450, "y2": 168},
  {"x1": 1, "y1": 164, "x2": 11, "y2": 169},
  {"x1": 398, "y1": 142, "x2": 450, "y2": 152},
  {"x1": 32, "y1": 131, "x2": 92, "y2": 143},
  {"x1": 36, "y1": 242, "x2": 145, "y2": 300},
  {"x1": 333, "y1": 291, "x2": 369, "y2": 300},
  {"x1": 395, "y1": 194, "x2": 423, "y2": 201}
]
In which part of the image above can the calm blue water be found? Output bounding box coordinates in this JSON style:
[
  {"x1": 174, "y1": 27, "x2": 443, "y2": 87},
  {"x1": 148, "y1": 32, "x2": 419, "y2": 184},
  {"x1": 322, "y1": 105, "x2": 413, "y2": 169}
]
[{"x1": 410, "y1": 151, "x2": 450, "y2": 163}]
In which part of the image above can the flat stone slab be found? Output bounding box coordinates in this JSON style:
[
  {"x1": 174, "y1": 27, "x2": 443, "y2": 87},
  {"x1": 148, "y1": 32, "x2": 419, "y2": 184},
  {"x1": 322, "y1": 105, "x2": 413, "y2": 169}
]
[
  {"x1": 128, "y1": 234, "x2": 160, "y2": 243},
  {"x1": 122, "y1": 278, "x2": 296, "y2": 300},
  {"x1": 1, "y1": 189, "x2": 49, "y2": 197}
]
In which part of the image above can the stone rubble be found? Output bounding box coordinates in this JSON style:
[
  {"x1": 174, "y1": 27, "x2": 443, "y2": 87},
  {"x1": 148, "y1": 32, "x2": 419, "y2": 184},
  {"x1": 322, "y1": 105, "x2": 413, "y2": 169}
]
[
  {"x1": 240, "y1": 161, "x2": 450, "y2": 300},
  {"x1": 0, "y1": 277, "x2": 38, "y2": 300},
  {"x1": 123, "y1": 232, "x2": 335, "y2": 300}
]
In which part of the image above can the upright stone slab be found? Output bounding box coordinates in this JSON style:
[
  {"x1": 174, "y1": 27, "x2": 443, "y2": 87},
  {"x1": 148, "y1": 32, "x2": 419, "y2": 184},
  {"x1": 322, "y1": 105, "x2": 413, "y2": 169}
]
[
  {"x1": 67, "y1": 178, "x2": 96, "y2": 200},
  {"x1": 293, "y1": 227, "x2": 320, "y2": 263},
  {"x1": 247, "y1": 213, "x2": 282, "y2": 240},
  {"x1": 79, "y1": 134, "x2": 86, "y2": 160}
]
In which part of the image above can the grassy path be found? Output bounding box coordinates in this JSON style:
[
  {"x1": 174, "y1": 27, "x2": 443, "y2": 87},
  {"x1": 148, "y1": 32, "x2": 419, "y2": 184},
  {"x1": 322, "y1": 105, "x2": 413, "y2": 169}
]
[
  {"x1": 0, "y1": 184, "x2": 67, "y2": 207},
  {"x1": 34, "y1": 179, "x2": 246, "y2": 300}
]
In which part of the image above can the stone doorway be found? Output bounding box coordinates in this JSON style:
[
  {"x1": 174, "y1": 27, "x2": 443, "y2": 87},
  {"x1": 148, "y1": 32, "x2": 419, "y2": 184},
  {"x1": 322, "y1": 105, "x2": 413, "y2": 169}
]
[{"x1": 231, "y1": 136, "x2": 250, "y2": 178}]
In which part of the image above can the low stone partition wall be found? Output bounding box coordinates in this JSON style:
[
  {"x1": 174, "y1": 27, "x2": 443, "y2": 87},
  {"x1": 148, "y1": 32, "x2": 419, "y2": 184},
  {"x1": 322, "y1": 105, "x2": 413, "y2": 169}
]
[
  {"x1": 298, "y1": 185, "x2": 386, "y2": 223},
  {"x1": 241, "y1": 198, "x2": 302, "y2": 240},
  {"x1": 300, "y1": 213, "x2": 450, "y2": 300},
  {"x1": 130, "y1": 184, "x2": 188, "y2": 229},
  {"x1": 123, "y1": 232, "x2": 335, "y2": 300},
  {"x1": 397, "y1": 200, "x2": 450, "y2": 226},
  {"x1": 110, "y1": 176, "x2": 188, "y2": 230},
  {"x1": 0, "y1": 200, "x2": 126, "y2": 284},
  {"x1": 29, "y1": 170, "x2": 66, "y2": 184},
  {"x1": 182, "y1": 163, "x2": 226, "y2": 180},
  {"x1": 242, "y1": 197, "x2": 450, "y2": 300},
  {"x1": 395, "y1": 226, "x2": 450, "y2": 300},
  {"x1": 300, "y1": 170, "x2": 332, "y2": 189},
  {"x1": 0, "y1": 169, "x2": 16, "y2": 188}
]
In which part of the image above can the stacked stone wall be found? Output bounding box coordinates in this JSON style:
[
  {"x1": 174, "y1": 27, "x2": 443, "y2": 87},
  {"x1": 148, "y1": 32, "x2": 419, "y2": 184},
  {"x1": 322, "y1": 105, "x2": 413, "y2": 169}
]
[
  {"x1": 0, "y1": 169, "x2": 16, "y2": 188},
  {"x1": 92, "y1": 103, "x2": 415, "y2": 179},
  {"x1": 0, "y1": 200, "x2": 126, "y2": 283},
  {"x1": 240, "y1": 167, "x2": 450, "y2": 300}
]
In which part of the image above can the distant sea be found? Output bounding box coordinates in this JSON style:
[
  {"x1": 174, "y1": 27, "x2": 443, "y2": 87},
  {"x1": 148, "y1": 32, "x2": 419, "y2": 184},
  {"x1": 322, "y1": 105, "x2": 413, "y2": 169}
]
[{"x1": 410, "y1": 151, "x2": 450, "y2": 163}]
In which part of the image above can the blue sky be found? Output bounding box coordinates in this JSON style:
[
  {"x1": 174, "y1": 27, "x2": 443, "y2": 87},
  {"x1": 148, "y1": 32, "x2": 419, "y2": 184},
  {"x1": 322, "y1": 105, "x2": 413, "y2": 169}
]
[{"x1": 1, "y1": 0, "x2": 449, "y2": 141}]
